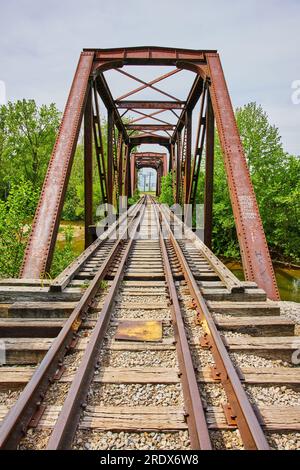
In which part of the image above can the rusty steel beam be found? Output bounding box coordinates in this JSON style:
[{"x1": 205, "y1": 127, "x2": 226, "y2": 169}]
[
  {"x1": 205, "y1": 53, "x2": 279, "y2": 300},
  {"x1": 95, "y1": 73, "x2": 129, "y2": 143},
  {"x1": 127, "y1": 124, "x2": 174, "y2": 131},
  {"x1": 175, "y1": 132, "x2": 181, "y2": 204},
  {"x1": 115, "y1": 68, "x2": 181, "y2": 101},
  {"x1": 129, "y1": 109, "x2": 172, "y2": 125},
  {"x1": 188, "y1": 84, "x2": 207, "y2": 209},
  {"x1": 204, "y1": 91, "x2": 214, "y2": 249},
  {"x1": 89, "y1": 46, "x2": 214, "y2": 64},
  {"x1": 129, "y1": 134, "x2": 170, "y2": 148},
  {"x1": 20, "y1": 52, "x2": 94, "y2": 278},
  {"x1": 84, "y1": 85, "x2": 93, "y2": 249},
  {"x1": 107, "y1": 109, "x2": 114, "y2": 204},
  {"x1": 184, "y1": 111, "x2": 192, "y2": 205},
  {"x1": 131, "y1": 152, "x2": 167, "y2": 158},
  {"x1": 171, "y1": 75, "x2": 204, "y2": 142},
  {"x1": 116, "y1": 100, "x2": 184, "y2": 109}
]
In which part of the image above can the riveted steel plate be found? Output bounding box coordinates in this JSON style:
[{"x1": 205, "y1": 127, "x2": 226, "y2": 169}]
[{"x1": 115, "y1": 320, "x2": 162, "y2": 342}]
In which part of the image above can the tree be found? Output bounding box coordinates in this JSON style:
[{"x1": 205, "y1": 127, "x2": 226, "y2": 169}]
[
  {"x1": 159, "y1": 172, "x2": 174, "y2": 206},
  {"x1": 0, "y1": 100, "x2": 60, "y2": 197},
  {"x1": 200, "y1": 102, "x2": 300, "y2": 262},
  {"x1": 0, "y1": 180, "x2": 39, "y2": 277}
]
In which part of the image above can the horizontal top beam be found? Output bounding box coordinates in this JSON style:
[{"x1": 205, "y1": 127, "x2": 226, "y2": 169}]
[
  {"x1": 131, "y1": 152, "x2": 167, "y2": 157},
  {"x1": 86, "y1": 46, "x2": 214, "y2": 65},
  {"x1": 116, "y1": 100, "x2": 185, "y2": 109},
  {"x1": 127, "y1": 124, "x2": 174, "y2": 131},
  {"x1": 129, "y1": 134, "x2": 170, "y2": 147}
]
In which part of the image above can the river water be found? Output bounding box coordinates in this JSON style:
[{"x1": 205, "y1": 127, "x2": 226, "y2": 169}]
[{"x1": 226, "y1": 262, "x2": 300, "y2": 303}]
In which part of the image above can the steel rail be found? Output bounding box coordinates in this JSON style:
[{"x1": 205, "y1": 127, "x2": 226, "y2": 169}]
[
  {"x1": 50, "y1": 201, "x2": 138, "y2": 291},
  {"x1": 160, "y1": 203, "x2": 244, "y2": 293},
  {"x1": 155, "y1": 199, "x2": 269, "y2": 450},
  {"x1": 46, "y1": 200, "x2": 146, "y2": 449},
  {"x1": 152, "y1": 200, "x2": 212, "y2": 450},
  {"x1": 0, "y1": 198, "x2": 145, "y2": 449}
]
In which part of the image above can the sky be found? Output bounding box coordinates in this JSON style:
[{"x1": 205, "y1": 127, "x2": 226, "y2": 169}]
[{"x1": 0, "y1": 0, "x2": 299, "y2": 155}]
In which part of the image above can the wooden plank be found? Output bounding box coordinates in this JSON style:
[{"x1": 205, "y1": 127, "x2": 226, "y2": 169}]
[
  {"x1": 195, "y1": 273, "x2": 220, "y2": 281},
  {"x1": 6, "y1": 301, "x2": 77, "y2": 318},
  {"x1": 215, "y1": 316, "x2": 295, "y2": 336},
  {"x1": 0, "y1": 366, "x2": 179, "y2": 390},
  {"x1": 205, "y1": 406, "x2": 300, "y2": 431},
  {"x1": 119, "y1": 291, "x2": 166, "y2": 296},
  {"x1": 207, "y1": 301, "x2": 280, "y2": 316},
  {"x1": 0, "y1": 279, "x2": 51, "y2": 286},
  {"x1": 115, "y1": 302, "x2": 169, "y2": 310},
  {"x1": 68, "y1": 367, "x2": 179, "y2": 384},
  {"x1": 225, "y1": 336, "x2": 300, "y2": 350},
  {"x1": 0, "y1": 338, "x2": 52, "y2": 364},
  {"x1": 0, "y1": 286, "x2": 82, "y2": 302},
  {"x1": 196, "y1": 366, "x2": 300, "y2": 387},
  {"x1": 0, "y1": 367, "x2": 34, "y2": 389},
  {"x1": 224, "y1": 335, "x2": 300, "y2": 361},
  {"x1": 79, "y1": 406, "x2": 187, "y2": 431},
  {"x1": 0, "y1": 318, "x2": 64, "y2": 337},
  {"x1": 198, "y1": 281, "x2": 225, "y2": 288},
  {"x1": 1, "y1": 365, "x2": 299, "y2": 391},
  {"x1": 128, "y1": 257, "x2": 163, "y2": 261},
  {"x1": 128, "y1": 260, "x2": 163, "y2": 264},
  {"x1": 238, "y1": 367, "x2": 300, "y2": 387},
  {"x1": 258, "y1": 406, "x2": 300, "y2": 431},
  {"x1": 126, "y1": 268, "x2": 164, "y2": 273},
  {"x1": 107, "y1": 340, "x2": 176, "y2": 351},
  {"x1": 124, "y1": 273, "x2": 165, "y2": 280},
  {"x1": 1, "y1": 404, "x2": 297, "y2": 431},
  {"x1": 0, "y1": 406, "x2": 186, "y2": 431},
  {"x1": 201, "y1": 288, "x2": 266, "y2": 302},
  {"x1": 122, "y1": 281, "x2": 166, "y2": 286}
]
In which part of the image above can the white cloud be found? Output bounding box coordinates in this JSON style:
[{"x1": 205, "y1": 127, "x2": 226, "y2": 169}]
[{"x1": 0, "y1": 0, "x2": 299, "y2": 154}]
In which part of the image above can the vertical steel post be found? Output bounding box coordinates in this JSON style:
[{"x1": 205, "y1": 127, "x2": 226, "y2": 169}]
[
  {"x1": 204, "y1": 91, "x2": 214, "y2": 249},
  {"x1": 205, "y1": 53, "x2": 279, "y2": 300},
  {"x1": 127, "y1": 149, "x2": 132, "y2": 198},
  {"x1": 20, "y1": 52, "x2": 94, "y2": 278},
  {"x1": 107, "y1": 109, "x2": 114, "y2": 205},
  {"x1": 118, "y1": 141, "x2": 123, "y2": 197},
  {"x1": 184, "y1": 110, "x2": 192, "y2": 204},
  {"x1": 123, "y1": 145, "x2": 129, "y2": 198},
  {"x1": 84, "y1": 85, "x2": 93, "y2": 249},
  {"x1": 130, "y1": 154, "x2": 136, "y2": 195},
  {"x1": 176, "y1": 132, "x2": 181, "y2": 204}
]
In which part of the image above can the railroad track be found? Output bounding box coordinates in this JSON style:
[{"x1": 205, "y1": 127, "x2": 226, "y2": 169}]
[{"x1": 0, "y1": 196, "x2": 299, "y2": 450}]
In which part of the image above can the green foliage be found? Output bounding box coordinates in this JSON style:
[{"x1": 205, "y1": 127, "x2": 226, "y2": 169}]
[
  {"x1": 0, "y1": 98, "x2": 299, "y2": 284},
  {"x1": 0, "y1": 100, "x2": 60, "y2": 197},
  {"x1": 128, "y1": 189, "x2": 141, "y2": 206},
  {"x1": 0, "y1": 179, "x2": 39, "y2": 277},
  {"x1": 50, "y1": 226, "x2": 77, "y2": 278},
  {"x1": 196, "y1": 102, "x2": 300, "y2": 262},
  {"x1": 159, "y1": 172, "x2": 174, "y2": 206}
]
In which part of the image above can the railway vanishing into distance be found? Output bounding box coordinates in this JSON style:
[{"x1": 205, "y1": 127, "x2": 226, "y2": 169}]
[{"x1": 0, "y1": 197, "x2": 299, "y2": 450}]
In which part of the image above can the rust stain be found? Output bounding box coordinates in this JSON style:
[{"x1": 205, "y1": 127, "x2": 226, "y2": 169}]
[{"x1": 115, "y1": 320, "x2": 162, "y2": 342}]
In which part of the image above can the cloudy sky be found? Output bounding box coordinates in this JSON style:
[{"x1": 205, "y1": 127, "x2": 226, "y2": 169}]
[{"x1": 0, "y1": 0, "x2": 299, "y2": 154}]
